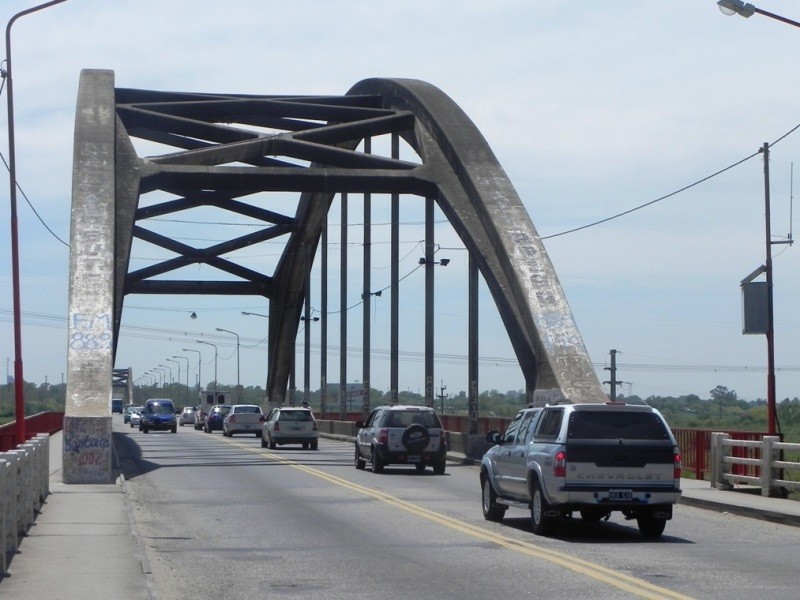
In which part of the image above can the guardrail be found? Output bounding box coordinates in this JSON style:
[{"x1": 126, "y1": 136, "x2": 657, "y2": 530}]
[
  {"x1": 710, "y1": 432, "x2": 800, "y2": 497},
  {"x1": 1, "y1": 433, "x2": 50, "y2": 574},
  {"x1": 0, "y1": 412, "x2": 65, "y2": 451}
]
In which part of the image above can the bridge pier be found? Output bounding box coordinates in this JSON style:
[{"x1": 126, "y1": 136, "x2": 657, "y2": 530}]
[{"x1": 63, "y1": 70, "x2": 116, "y2": 483}]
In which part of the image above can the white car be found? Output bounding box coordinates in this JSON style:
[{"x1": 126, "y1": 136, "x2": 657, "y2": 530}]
[
  {"x1": 178, "y1": 407, "x2": 196, "y2": 426},
  {"x1": 129, "y1": 407, "x2": 143, "y2": 429},
  {"x1": 261, "y1": 406, "x2": 319, "y2": 450},
  {"x1": 222, "y1": 404, "x2": 264, "y2": 437}
]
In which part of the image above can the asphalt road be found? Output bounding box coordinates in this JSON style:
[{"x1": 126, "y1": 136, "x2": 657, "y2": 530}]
[{"x1": 114, "y1": 418, "x2": 800, "y2": 600}]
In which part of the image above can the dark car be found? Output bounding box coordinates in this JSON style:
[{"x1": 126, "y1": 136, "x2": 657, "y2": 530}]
[
  {"x1": 140, "y1": 398, "x2": 177, "y2": 434},
  {"x1": 204, "y1": 405, "x2": 231, "y2": 433}
]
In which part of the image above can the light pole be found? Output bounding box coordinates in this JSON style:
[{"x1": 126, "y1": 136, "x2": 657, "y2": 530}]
[
  {"x1": 153, "y1": 367, "x2": 165, "y2": 388},
  {"x1": 159, "y1": 363, "x2": 172, "y2": 402},
  {"x1": 173, "y1": 355, "x2": 190, "y2": 408},
  {"x1": 216, "y1": 328, "x2": 240, "y2": 403},
  {"x1": 717, "y1": 1, "x2": 800, "y2": 27},
  {"x1": 4, "y1": 0, "x2": 69, "y2": 445},
  {"x1": 182, "y1": 348, "x2": 202, "y2": 393},
  {"x1": 718, "y1": 3, "x2": 798, "y2": 434},
  {"x1": 166, "y1": 359, "x2": 180, "y2": 406},
  {"x1": 197, "y1": 341, "x2": 218, "y2": 394}
]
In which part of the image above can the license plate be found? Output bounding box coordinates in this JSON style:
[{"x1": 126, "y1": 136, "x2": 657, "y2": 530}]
[
  {"x1": 608, "y1": 489, "x2": 633, "y2": 501},
  {"x1": 407, "y1": 455, "x2": 421, "y2": 463}
]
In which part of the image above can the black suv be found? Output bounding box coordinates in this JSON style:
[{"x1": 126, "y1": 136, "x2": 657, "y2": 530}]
[{"x1": 355, "y1": 405, "x2": 447, "y2": 474}]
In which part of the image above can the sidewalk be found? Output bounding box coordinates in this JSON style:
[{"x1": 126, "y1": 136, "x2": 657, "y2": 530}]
[
  {"x1": 1, "y1": 431, "x2": 152, "y2": 600},
  {"x1": 3, "y1": 434, "x2": 800, "y2": 600}
]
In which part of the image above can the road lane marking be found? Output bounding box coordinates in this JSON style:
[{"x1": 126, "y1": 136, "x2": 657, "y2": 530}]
[{"x1": 223, "y1": 437, "x2": 693, "y2": 600}]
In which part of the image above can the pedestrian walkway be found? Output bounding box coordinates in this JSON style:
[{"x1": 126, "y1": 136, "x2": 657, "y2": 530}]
[
  {"x1": 1, "y1": 431, "x2": 151, "y2": 600},
  {"x1": 2, "y1": 432, "x2": 800, "y2": 599}
]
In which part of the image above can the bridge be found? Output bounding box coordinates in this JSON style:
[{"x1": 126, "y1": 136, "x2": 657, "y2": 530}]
[{"x1": 62, "y1": 69, "x2": 606, "y2": 483}]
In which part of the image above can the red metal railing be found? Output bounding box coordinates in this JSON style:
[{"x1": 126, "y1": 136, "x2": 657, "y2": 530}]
[{"x1": 0, "y1": 411, "x2": 64, "y2": 452}]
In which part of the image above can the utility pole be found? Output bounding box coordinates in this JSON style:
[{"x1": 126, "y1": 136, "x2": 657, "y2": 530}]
[
  {"x1": 603, "y1": 349, "x2": 622, "y2": 401},
  {"x1": 438, "y1": 381, "x2": 447, "y2": 414}
]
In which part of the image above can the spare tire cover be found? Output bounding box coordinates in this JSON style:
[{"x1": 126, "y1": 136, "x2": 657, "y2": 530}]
[{"x1": 402, "y1": 423, "x2": 430, "y2": 453}]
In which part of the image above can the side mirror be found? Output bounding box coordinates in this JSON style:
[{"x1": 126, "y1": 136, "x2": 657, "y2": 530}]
[
  {"x1": 355, "y1": 420, "x2": 365, "y2": 429},
  {"x1": 486, "y1": 431, "x2": 502, "y2": 445}
]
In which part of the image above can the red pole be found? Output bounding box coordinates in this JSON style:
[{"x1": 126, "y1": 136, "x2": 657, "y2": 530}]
[{"x1": 5, "y1": 0, "x2": 69, "y2": 446}]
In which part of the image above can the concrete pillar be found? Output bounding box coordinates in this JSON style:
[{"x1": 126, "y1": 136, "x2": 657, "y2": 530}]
[{"x1": 63, "y1": 69, "x2": 116, "y2": 483}]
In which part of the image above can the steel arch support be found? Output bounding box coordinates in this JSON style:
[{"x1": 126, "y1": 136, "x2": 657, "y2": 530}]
[{"x1": 347, "y1": 78, "x2": 605, "y2": 404}]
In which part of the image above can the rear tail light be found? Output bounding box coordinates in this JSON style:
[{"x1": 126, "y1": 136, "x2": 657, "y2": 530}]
[
  {"x1": 377, "y1": 427, "x2": 389, "y2": 445},
  {"x1": 274, "y1": 422, "x2": 280, "y2": 432},
  {"x1": 554, "y1": 451, "x2": 567, "y2": 478},
  {"x1": 312, "y1": 421, "x2": 318, "y2": 431},
  {"x1": 674, "y1": 452, "x2": 682, "y2": 479},
  {"x1": 229, "y1": 415, "x2": 236, "y2": 423},
  {"x1": 259, "y1": 415, "x2": 265, "y2": 423}
]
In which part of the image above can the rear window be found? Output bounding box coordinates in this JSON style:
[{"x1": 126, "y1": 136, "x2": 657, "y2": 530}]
[
  {"x1": 568, "y1": 411, "x2": 670, "y2": 440},
  {"x1": 235, "y1": 406, "x2": 261, "y2": 413},
  {"x1": 279, "y1": 410, "x2": 313, "y2": 421},
  {"x1": 383, "y1": 410, "x2": 441, "y2": 429}
]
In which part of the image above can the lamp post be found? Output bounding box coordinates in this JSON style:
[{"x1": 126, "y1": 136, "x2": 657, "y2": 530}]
[
  {"x1": 5, "y1": 0, "x2": 69, "y2": 445},
  {"x1": 182, "y1": 348, "x2": 202, "y2": 393},
  {"x1": 173, "y1": 355, "x2": 190, "y2": 408},
  {"x1": 166, "y1": 358, "x2": 180, "y2": 405},
  {"x1": 153, "y1": 367, "x2": 165, "y2": 388},
  {"x1": 159, "y1": 363, "x2": 172, "y2": 402},
  {"x1": 717, "y1": 1, "x2": 800, "y2": 27},
  {"x1": 718, "y1": 3, "x2": 798, "y2": 435},
  {"x1": 215, "y1": 328, "x2": 240, "y2": 403},
  {"x1": 197, "y1": 341, "x2": 218, "y2": 394}
]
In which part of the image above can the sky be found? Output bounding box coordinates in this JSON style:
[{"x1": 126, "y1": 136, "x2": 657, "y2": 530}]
[{"x1": 1, "y1": 0, "x2": 799, "y2": 405}]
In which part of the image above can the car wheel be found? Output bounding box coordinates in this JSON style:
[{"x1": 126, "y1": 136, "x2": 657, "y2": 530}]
[
  {"x1": 637, "y1": 516, "x2": 667, "y2": 538},
  {"x1": 260, "y1": 435, "x2": 267, "y2": 448},
  {"x1": 401, "y1": 424, "x2": 430, "y2": 453},
  {"x1": 530, "y1": 480, "x2": 558, "y2": 536},
  {"x1": 311, "y1": 440, "x2": 318, "y2": 451},
  {"x1": 415, "y1": 462, "x2": 426, "y2": 472},
  {"x1": 371, "y1": 449, "x2": 384, "y2": 474},
  {"x1": 302, "y1": 442, "x2": 309, "y2": 450},
  {"x1": 269, "y1": 435, "x2": 276, "y2": 450},
  {"x1": 143, "y1": 427, "x2": 149, "y2": 434},
  {"x1": 433, "y1": 458, "x2": 446, "y2": 475},
  {"x1": 481, "y1": 475, "x2": 507, "y2": 522},
  {"x1": 354, "y1": 446, "x2": 366, "y2": 470}
]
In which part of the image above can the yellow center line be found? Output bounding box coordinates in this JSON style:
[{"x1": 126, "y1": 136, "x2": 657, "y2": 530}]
[{"x1": 224, "y1": 437, "x2": 694, "y2": 600}]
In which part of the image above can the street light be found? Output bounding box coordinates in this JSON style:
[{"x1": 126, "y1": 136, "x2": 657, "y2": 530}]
[
  {"x1": 4, "y1": 0, "x2": 70, "y2": 445},
  {"x1": 182, "y1": 348, "x2": 202, "y2": 392},
  {"x1": 718, "y1": 2, "x2": 798, "y2": 436},
  {"x1": 166, "y1": 358, "x2": 180, "y2": 405},
  {"x1": 717, "y1": 1, "x2": 800, "y2": 27},
  {"x1": 216, "y1": 328, "x2": 240, "y2": 403},
  {"x1": 241, "y1": 311, "x2": 269, "y2": 318},
  {"x1": 153, "y1": 367, "x2": 165, "y2": 388},
  {"x1": 196, "y1": 340, "x2": 218, "y2": 393},
  {"x1": 173, "y1": 355, "x2": 190, "y2": 407}
]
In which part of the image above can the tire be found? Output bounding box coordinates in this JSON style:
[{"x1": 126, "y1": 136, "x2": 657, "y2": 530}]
[
  {"x1": 354, "y1": 446, "x2": 366, "y2": 470},
  {"x1": 433, "y1": 458, "x2": 446, "y2": 475},
  {"x1": 371, "y1": 449, "x2": 384, "y2": 474},
  {"x1": 311, "y1": 440, "x2": 318, "y2": 450},
  {"x1": 260, "y1": 435, "x2": 267, "y2": 448},
  {"x1": 415, "y1": 462, "x2": 426, "y2": 473},
  {"x1": 171, "y1": 427, "x2": 177, "y2": 434},
  {"x1": 269, "y1": 436, "x2": 276, "y2": 450},
  {"x1": 530, "y1": 481, "x2": 558, "y2": 536},
  {"x1": 637, "y1": 516, "x2": 667, "y2": 538},
  {"x1": 580, "y1": 507, "x2": 609, "y2": 523},
  {"x1": 481, "y1": 475, "x2": 507, "y2": 522},
  {"x1": 302, "y1": 442, "x2": 309, "y2": 450},
  {"x1": 142, "y1": 427, "x2": 149, "y2": 434},
  {"x1": 401, "y1": 424, "x2": 430, "y2": 453}
]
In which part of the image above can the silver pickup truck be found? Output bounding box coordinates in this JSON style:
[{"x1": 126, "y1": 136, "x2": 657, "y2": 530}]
[{"x1": 480, "y1": 403, "x2": 682, "y2": 538}]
